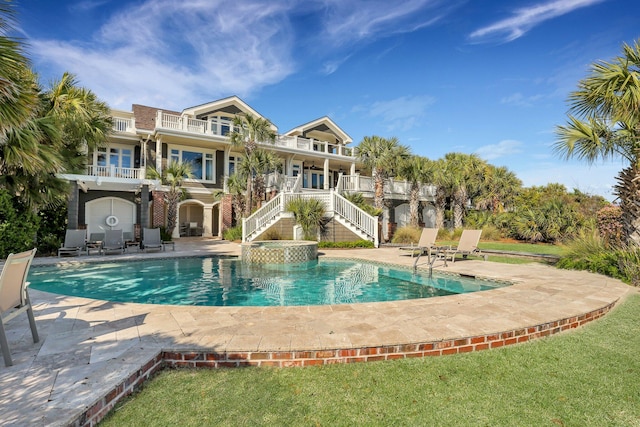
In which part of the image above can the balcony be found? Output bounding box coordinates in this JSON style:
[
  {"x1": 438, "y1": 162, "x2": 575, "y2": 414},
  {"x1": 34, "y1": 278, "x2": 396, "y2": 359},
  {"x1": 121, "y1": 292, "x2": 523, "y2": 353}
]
[
  {"x1": 338, "y1": 175, "x2": 436, "y2": 201},
  {"x1": 86, "y1": 165, "x2": 144, "y2": 180},
  {"x1": 112, "y1": 117, "x2": 135, "y2": 133},
  {"x1": 155, "y1": 111, "x2": 355, "y2": 158}
]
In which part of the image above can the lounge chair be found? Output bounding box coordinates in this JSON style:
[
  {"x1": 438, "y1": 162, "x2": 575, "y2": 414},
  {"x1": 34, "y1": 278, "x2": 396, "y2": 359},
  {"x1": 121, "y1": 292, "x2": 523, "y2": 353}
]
[
  {"x1": 442, "y1": 229, "x2": 485, "y2": 264},
  {"x1": 141, "y1": 228, "x2": 163, "y2": 252},
  {"x1": 58, "y1": 229, "x2": 87, "y2": 257},
  {"x1": 102, "y1": 229, "x2": 125, "y2": 255},
  {"x1": 0, "y1": 248, "x2": 39, "y2": 366},
  {"x1": 399, "y1": 228, "x2": 439, "y2": 257}
]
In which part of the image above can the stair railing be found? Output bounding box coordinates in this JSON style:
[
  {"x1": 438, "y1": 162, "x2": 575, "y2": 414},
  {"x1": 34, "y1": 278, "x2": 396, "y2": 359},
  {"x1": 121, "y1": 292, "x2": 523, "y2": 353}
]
[
  {"x1": 332, "y1": 191, "x2": 379, "y2": 247},
  {"x1": 242, "y1": 193, "x2": 284, "y2": 242}
]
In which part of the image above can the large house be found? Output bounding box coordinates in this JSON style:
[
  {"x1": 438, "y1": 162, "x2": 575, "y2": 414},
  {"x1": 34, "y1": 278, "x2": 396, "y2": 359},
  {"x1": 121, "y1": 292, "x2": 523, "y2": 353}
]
[{"x1": 59, "y1": 96, "x2": 436, "y2": 247}]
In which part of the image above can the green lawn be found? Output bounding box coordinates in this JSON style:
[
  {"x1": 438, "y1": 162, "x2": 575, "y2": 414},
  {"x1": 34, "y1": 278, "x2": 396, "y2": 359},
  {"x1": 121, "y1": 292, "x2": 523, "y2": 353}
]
[{"x1": 101, "y1": 294, "x2": 640, "y2": 426}]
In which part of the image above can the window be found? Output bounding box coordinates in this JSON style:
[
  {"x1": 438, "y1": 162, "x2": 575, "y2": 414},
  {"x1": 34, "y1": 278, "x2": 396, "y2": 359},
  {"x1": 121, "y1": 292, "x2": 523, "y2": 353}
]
[
  {"x1": 170, "y1": 146, "x2": 216, "y2": 182},
  {"x1": 95, "y1": 145, "x2": 133, "y2": 176},
  {"x1": 209, "y1": 116, "x2": 236, "y2": 136},
  {"x1": 229, "y1": 155, "x2": 242, "y2": 175}
]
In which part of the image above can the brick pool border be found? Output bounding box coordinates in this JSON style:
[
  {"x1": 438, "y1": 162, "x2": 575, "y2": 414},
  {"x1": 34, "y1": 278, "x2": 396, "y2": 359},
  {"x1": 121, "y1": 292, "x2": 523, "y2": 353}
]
[{"x1": 73, "y1": 300, "x2": 617, "y2": 427}]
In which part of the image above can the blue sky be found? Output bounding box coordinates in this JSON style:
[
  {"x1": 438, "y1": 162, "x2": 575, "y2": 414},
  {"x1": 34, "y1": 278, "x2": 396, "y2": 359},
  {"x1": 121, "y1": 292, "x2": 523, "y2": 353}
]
[{"x1": 15, "y1": 0, "x2": 640, "y2": 200}]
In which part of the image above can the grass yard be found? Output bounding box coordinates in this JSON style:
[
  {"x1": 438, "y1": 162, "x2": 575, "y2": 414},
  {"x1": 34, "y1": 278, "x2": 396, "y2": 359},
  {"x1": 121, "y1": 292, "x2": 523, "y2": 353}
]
[{"x1": 101, "y1": 294, "x2": 640, "y2": 426}]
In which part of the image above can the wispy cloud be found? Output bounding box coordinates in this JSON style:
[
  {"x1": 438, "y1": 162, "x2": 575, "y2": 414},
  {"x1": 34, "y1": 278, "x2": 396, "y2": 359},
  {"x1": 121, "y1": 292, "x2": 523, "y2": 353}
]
[
  {"x1": 500, "y1": 92, "x2": 544, "y2": 107},
  {"x1": 29, "y1": 0, "x2": 458, "y2": 109},
  {"x1": 354, "y1": 95, "x2": 436, "y2": 132},
  {"x1": 475, "y1": 140, "x2": 523, "y2": 160},
  {"x1": 319, "y1": 0, "x2": 452, "y2": 47},
  {"x1": 469, "y1": 0, "x2": 607, "y2": 43}
]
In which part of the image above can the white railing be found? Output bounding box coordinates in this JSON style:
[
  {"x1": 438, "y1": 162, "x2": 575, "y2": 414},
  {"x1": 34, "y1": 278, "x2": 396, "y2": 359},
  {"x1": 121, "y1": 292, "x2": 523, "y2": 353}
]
[
  {"x1": 86, "y1": 165, "x2": 143, "y2": 179},
  {"x1": 333, "y1": 191, "x2": 379, "y2": 247},
  {"x1": 154, "y1": 111, "x2": 356, "y2": 158},
  {"x1": 243, "y1": 193, "x2": 285, "y2": 242},
  {"x1": 112, "y1": 117, "x2": 134, "y2": 133},
  {"x1": 242, "y1": 190, "x2": 378, "y2": 247},
  {"x1": 338, "y1": 175, "x2": 436, "y2": 200}
]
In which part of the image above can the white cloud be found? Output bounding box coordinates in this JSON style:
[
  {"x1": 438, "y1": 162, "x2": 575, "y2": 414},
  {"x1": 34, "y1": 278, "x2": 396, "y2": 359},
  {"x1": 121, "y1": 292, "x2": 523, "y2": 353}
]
[
  {"x1": 319, "y1": 0, "x2": 451, "y2": 47},
  {"x1": 355, "y1": 95, "x2": 436, "y2": 132},
  {"x1": 469, "y1": 0, "x2": 607, "y2": 43},
  {"x1": 500, "y1": 92, "x2": 544, "y2": 107},
  {"x1": 475, "y1": 140, "x2": 523, "y2": 160},
  {"x1": 30, "y1": 0, "x2": 297, "y2": 110}
]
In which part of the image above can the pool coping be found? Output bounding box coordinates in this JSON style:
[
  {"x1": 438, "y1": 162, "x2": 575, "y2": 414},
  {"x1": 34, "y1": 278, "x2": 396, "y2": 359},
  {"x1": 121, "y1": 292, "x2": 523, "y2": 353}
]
[{"x1": 0, "y1": 240, "x2": 635, "y2": 426}]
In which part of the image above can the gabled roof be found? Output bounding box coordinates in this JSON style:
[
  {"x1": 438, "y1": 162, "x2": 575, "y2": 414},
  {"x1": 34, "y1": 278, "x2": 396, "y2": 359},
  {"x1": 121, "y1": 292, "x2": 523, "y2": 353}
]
[
  {"x1": 285, "y1": 116, "x2": 353, "y2": 145},
  {"x1": 182, "y1": 96, "x2": 277, "y2": 132}
]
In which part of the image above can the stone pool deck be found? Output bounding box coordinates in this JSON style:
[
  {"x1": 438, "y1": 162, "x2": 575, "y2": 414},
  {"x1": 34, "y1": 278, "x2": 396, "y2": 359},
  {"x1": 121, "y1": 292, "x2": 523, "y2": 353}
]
[{"x1": 0, "y1": 238, "x2": 634, "y2": 426}]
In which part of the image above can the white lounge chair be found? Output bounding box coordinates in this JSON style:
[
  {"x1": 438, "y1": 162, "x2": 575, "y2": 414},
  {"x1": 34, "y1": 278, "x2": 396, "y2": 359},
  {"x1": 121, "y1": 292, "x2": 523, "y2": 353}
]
[
  {"x1": 102, "y1": 229, "x2": 125, "y2": 255},
  {"x1": 442, "y1": 229, "x2": 485, "y2": 264},
  {"x1": 399, "y1": 228, "x2": 439, "y2": 257},
  {"x1": 0, "y1": 248, "x2": 39, "y2": 366},
  {"x1": 58, "y1": 229, "x2": 86, "y2": 257}
]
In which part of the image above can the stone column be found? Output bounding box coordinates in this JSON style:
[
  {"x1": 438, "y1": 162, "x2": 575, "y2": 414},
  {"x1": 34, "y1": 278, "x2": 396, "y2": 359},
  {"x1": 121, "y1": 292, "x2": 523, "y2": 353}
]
[
  {"x1": 67, "y1": 181, "x2": 79, "y2": 229},
  {"x1": 140, "y1": 184, "x2": 149, "y2": 229},
  {"x1": 203, "y1": 206, "x2": 213, "y2": 237}
]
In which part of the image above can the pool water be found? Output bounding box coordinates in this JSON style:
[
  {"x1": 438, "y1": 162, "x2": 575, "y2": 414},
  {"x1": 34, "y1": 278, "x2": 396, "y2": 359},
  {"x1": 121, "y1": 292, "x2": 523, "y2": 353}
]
[{"x1": 28, "y1": 257, "x2": 508, "y2": 307}]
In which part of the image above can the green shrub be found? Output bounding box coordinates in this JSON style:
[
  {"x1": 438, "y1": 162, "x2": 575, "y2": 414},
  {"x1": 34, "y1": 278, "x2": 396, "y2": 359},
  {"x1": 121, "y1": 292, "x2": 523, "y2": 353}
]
[
  {"x1": 0, "y1": 190, "x2": 39, "y2": 258},
  {"x1": 223, "y1": 225, "x2": 243, "y2": 241},
  {"x1": 285, "y1": 198, "x2": 326, "y2": 240},
  {"x1": 391, "y1": 226, "x2": 421, "y2": 244},
  {"x1": 557, "y1": 232, "x2": 640, "y2": 285},
  {"x1": 159, "y1": 226, "x2": 172, "y2": 241},
  {"x1": 318, "y1": 240, "x2": 375, "y2": 249}
]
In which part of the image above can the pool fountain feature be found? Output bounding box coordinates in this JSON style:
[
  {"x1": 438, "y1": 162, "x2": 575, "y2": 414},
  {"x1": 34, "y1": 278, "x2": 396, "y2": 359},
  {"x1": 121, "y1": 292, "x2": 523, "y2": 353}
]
[{"x1": 241, "y1": 240, "x2": 318, "y2": 265}]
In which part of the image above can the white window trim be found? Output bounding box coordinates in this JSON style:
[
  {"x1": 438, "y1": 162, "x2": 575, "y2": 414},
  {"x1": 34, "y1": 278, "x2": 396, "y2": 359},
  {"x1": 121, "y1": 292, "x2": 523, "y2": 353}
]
[{"x1": 169, "y1": 144, "x2": 217, "y2": 184}]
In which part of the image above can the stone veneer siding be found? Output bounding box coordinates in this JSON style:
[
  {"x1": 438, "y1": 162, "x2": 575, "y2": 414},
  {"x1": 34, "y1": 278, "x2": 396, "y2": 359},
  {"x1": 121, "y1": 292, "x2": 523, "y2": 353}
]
[{"x1": 71, "y1": 301, "x2": 615, "y2": 427}]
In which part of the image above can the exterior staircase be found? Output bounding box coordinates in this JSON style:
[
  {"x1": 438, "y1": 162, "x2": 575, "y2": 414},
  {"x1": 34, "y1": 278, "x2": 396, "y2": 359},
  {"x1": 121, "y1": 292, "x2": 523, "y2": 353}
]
[{"x1": 242, "y1": 187, "x2": 379, "y2": 247}]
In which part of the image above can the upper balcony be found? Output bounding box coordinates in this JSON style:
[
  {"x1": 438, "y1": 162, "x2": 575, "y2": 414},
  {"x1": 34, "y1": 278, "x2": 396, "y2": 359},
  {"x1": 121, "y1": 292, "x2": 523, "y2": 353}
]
[{"x1": 155, "y1": 111, "x2": 355, "y2": 158}]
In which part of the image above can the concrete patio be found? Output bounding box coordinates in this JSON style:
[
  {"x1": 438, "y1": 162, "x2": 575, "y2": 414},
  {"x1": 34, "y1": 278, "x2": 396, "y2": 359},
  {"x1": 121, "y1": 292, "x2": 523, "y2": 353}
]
[{"x1": 0, "y1": 238, "x2": 634, "y2": 426}]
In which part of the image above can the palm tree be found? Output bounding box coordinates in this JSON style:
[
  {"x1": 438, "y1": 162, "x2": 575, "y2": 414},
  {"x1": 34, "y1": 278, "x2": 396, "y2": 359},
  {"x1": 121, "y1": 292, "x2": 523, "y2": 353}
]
[
  {"x1": 0, "y1": 1, "x2": 39, "y2": 138},
  {"x1": 476, "y1": 165, "x2": 522, "y2": 213},
  {"x1": 226, "y1": 172, "x2": 247, "y2": 225},
  {"x1": 44, "y1": 72, "x2": 112, "y2": 173},
  {"x1": 555, "y1": 39, "x2": 640, "y2": 244},
  {"x1": 430, "y1": 158, "x2": 449, "y2": 230},
  {"x1": 286, "y1": 197, "x2": 326, "y2": 240},
  {"x1": 444, "y1": 153, "x2": 485, "y2": 228},
  {"x1": 356, "y1": 135, "x2": 410, "y2": 210},
  {"x1": 238, "y1": 148, "x2": 280, "y2": 208},
  {"x1": 228, "y1": 113, "x2": 276, "y2": 215},
  {"x1": 146, "y1": 161, "x2": 194, "y2": 236},
  {"x1": 397, "y1": 155, "x2": 435, "y2": 227}
]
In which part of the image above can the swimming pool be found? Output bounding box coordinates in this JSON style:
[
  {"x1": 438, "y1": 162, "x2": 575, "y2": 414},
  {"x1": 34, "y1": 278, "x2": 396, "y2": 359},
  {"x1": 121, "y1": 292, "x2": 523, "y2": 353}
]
[{"x1": 28, "y1": 257, "x2": 509, "y2": 307}]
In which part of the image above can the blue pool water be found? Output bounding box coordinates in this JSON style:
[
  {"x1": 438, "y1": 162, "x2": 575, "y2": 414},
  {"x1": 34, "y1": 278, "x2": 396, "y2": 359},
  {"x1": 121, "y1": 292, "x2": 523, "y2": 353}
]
[{"x1": 28, "y1": 257, "x2": 508, "y2": 307}]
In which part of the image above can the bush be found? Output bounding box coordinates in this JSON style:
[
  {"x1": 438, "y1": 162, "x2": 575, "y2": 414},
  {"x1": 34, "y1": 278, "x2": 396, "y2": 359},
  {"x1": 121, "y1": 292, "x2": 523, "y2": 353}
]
[
  {"x1": 318, "y1": 240, "x2": 375, "y2": 249},
  {"x1": 391, "y1": 226, "x2": 421, "y2": 244},
  {"x1": 557, "y1": 232, "x2": 640, "y2": 285},
  {"x1": 0, "y1": 190, "x2": 39, "y2": 258},
  {"x1": 159, "y1": 226, "x2": 172, "y2": 241},
  {"x1": 223, "y1": 225, "x2": 243, "y2": 241}
]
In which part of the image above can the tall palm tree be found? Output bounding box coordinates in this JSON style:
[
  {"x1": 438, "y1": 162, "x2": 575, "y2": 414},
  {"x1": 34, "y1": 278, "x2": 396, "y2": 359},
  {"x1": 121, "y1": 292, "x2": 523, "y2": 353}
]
[
  {"x1": 44, "y1": 72, "x2": 112, "y2": 173},
  {"x1": 238, "y1": 148, "x2": 280, "y2": 207},
  {"x1": 397, "y1": 155, "x2": 435, "y2": 227},
  {"x1": 555, "y1": 39, "x2": 640, "y2": 244},
  {"x1": 444, "y1": 153, "x2": 485, "y2": 228},
  {"x1": 0, "y1": 1, "x2": 39, "y2": 138},
  {"x1": 356, "y1": 135, "x2": 410, "y2": 210},
  {"x1": 476, "y1": 165, "x2": 522, "y2": 213},
  {"x1": 228, "y1": 113, "x2": 276, "y2": 216},
  {"x1": 147, "y1": 161, "x2": 194, "y2": 236},
  {"x1": 226, "y1": 172, "x2": 247, "y2": 225}
]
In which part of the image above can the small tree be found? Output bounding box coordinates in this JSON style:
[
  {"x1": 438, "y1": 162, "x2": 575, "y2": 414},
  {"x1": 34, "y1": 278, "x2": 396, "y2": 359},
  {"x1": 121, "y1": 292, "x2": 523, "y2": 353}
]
[
  {"x1": 146, "y1": 161, "x2": 193, "y2": 236},
  {"x1": 286, "y1": 197, "x2": 326, "y2": 240}
]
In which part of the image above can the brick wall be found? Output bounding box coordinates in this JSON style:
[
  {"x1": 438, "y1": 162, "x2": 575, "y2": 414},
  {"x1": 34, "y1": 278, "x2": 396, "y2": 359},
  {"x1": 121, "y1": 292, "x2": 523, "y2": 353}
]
[{"x1": 152, "y1": 191, "x2": 165, "y2": 227}]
